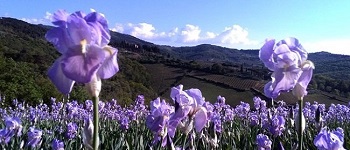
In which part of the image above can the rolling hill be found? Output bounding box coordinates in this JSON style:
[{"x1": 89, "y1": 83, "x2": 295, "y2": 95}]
[{"x1": 1, "y1": 17, "x2": 349, "y2": 107}]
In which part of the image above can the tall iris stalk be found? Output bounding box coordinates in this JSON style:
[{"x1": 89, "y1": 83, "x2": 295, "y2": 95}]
[
  {"x1": 45, "y1": 10, "x2": 119, "y2": 150},
  {"x1": 259, "y1": 37, "x2": 314, "y2": 149}
]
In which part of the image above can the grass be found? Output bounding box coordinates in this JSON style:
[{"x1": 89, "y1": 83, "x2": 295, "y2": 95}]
[{"x1": 142, "y1": 63, "x2": 185, "y2": 95}]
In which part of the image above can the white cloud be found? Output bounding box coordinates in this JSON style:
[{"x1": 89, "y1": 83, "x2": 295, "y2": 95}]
[
  {"x1": 179, "y1": 24, "x2": 201, "y2": 43},
  {"x1": 218, "y1": 25, "x2": 250, "y2": 44},
  {"x1": 21, "y1": 11, "x2": 52, "y2": 25},
  {"x1": 90, "y1": 8, "x2": 96, "y2": 12},
  {"x1": 129, "y1": 23, "x2": 156, "y2": 39},
  {"x1": 110, "y1": 22, "x2": 258, "y2": 48},
  {"x1": 111, "y1": 23, "x2": 124, "y2": 33},
  {"x1": 204, "y1": 32, "x2": 217, "y2": 39},
  {"x1": 303, "y1": 39, "x2": 350, "y2": 55},
  {"x1": 44, "y1": 11, "x2": 52, "y2": 20},
  {"x1": 21, "y1": 18, "x2": 46, "y2": 24}
]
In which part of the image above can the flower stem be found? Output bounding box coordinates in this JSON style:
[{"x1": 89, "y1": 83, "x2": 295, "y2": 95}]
[
  {"x1": 298, "y1": 99, "x2": 303, "y2": 150},
  {"x1": 93, "y1": 96, "x2": 99, "y2": 150}
]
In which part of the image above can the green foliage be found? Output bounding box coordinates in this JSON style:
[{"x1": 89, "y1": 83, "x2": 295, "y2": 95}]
[{"x1": 0, "y1": 17, "x2": 156, "y2": 106}]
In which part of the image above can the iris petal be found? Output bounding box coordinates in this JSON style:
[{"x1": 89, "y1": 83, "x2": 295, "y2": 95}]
[
  {"x1": 259, "y1": 39, "x2": 275, "y2": 71},
  {"x1": 47, "y1": 57, "x2": 75, "y2": 94},
  {"x1": 264, "y1": 81, "x2": 273, "y2": 98},
  {"x1": 85, "y1": 12, "x2": 111, "y2": 46},
  {"x1": 277, "y1": 37, "x2": 308, "y2": 62},
  {"x1": 184, "y1": 88, "x2": 204, "y2": 106},
  {"x1": 52, "y1": 10, "x2": 69, "y2": 27},
  {"x1": 61, "y1": 45, "x2": 105, "y2": 83},
  {"x1": 194, "y1": 107, "x2": 207, "y2": 132},
  {"x1": 272, "y1": 66, "x2": 301, "y2": 98},
  {"x1": 45, "y1": 27, "x2": 71, "y2": 54},
  {"x1": 298, "y1": 64, "x2": 314, "y2": 89},
  {"x1": 97, "y1": 46, "x2": 119, "y2": 79},
  {"x1": 275, "y1": 44, "x2": 299, "y2": 67},
  {"x1": 67, "y1": 15, "x2": 92, "y2": 45}
]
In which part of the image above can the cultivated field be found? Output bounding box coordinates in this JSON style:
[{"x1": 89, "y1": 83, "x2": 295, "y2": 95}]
[{"x1": 143, "y1": 63, "x2": 350, "y2": 107}]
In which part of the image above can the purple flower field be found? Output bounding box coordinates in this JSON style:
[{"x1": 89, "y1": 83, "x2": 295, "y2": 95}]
[
  {"x1": 0, "y1": 92, "x2": 349, "y2": 149},
  {"x1": 0, "y1": 9, "x2": 348, "y2": 150}
]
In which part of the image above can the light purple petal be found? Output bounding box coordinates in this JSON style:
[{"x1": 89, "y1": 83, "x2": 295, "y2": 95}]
[
  {"x1": 277, "y1": 37, "x2": 308, "y2": 62},
  {"x1": 264, "y1": 81, "x2": 273, "y2": 98},
  {"x1": 171, "y1": 106, "x2": 191, "y2": 121},
  {"x1": 275, "y1": 44, "x2": 299, "y2": 67},
  {"x1": 52, "y1": 10, "x2": 69, "y2": 27},
  {"x1": 45, "y1": 27, "x2": 71, "y2": 54},
  {"x1": 61, "y1": 45, "x2": 105, "y2": 83},
  {"x1": 170, "y1": 85, "x2": 183, "y2": 102},
  {"x1": 67, "y1": 14, "x2": 92, "y2": 45},
  {"x1": 259, "y1": 39, "x2": 275, "y2": 71},
  {"x1": 167, "y1": 119, "x2": 179, "y2": 138},
  {"x1": 146, "y1": 115, "x2": 165, "y2": 132},
  {"x1": 85, "y1": 12, "x2": 111, "y2": 46},
  {"x1": 194, "y1": 107, "x2": 207, "y2": 132},
  {"x1": 150, "y1": 97, "x2": 161, "y2": 112},
  {"x1": 170, "y1": 85, "x2": 194, "y2": 106},
  {"x1": 47, "y1": 57, "x2": 75, "y2": 94},
  {"x1": 97, "y1": 46, "x2": 119, "y2": 79},
  {"x1": 271, "y1": 66, "x2": 302, "y2": 98},
  {"x1": 71, "y1": 11, "x2": 86, "y2": 18},
  {"x1": 184, "y1": 88, "x2": 204, "y2": 106}
]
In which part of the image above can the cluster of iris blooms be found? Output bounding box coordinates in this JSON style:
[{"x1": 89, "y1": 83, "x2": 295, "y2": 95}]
[{"x1": 0, "y1": 91, "x2": 347, "y2": 149}]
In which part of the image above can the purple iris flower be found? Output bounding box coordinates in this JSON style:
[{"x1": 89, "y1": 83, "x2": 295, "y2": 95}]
[
  {"x1": 120, "y1": 115, "x2": 130, "y2": 130},
  {"x1": 66, "y1": 122, "x2": 78, "y2": 139},
  {"x1": 269, "y1": 115, "x2": 285, "y2": 136},
  {"x1": 0, "y1": 117, "x2": 23, "y2": 144},
  {"x1": 52, "y1": 139, "x2": 64, "y2": 150},
  {"x1": 260, "y1": 37, "x2": 314, "y2": 99},
  {"x1": 27, "y1": 127, "x2": 42, "y2": 148},
  {"x1": 250, "y1": 112, "x2": 259, "y2": 126},
  {"x1": 146, "y1": 98, "x2": 174, "y2": 147},
  {"x1": 5, "y1": 117, "x2": 22, "y2": 137},
  {"x1": 256, "y1": 133, "x2": 272, "y2": 150},
  {"x1": 210, "y1": 112, "x2": 222, "y2": 133},
  {"x1": 314, "y1": 127, "x2": 345, "y2": 150},
  {"x1": 170, "y1": 85, "x2": 208, "y2": 133},
  {"x1": 45, "y1": 10, "x2": 119, "y2": 94}
]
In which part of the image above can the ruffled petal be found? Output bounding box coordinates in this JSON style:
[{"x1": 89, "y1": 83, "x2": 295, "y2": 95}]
[
  {"x1": 170, "y1": 84, "x2": 183, "y2": 102},
  {"x1": 170, "y1": 85, "x2": 194, "y2": 106},
  {"x1": 184, "y1": 88, "x2": 204, "y2": 106},
  {"x1": 295, "y1": 61, "x2": 314, "y2": 97},
  {"x1": 61, "y1": 45, "x2": 105, "y2": 83},
  {"x1": 45, "y1": 27, "x2": 71, "y2": 54},
  {"x1": 47, "y1": 57, "x2": 75, "y2": 94},
  {"x1": 272, "y1": 66, "x2": 302, "y2": 98},
  {"x1": 150, "y1": 97, "x2": 161, "y2": 112},
  {"x1": 146, "y1": 115, "x2": 165, "y2": 132},
  {"x1": 275, "y1": 44, "x2": 299, "y2": 68},
  {"x1": 67, "y1": 14, "x2": 92, "y2": 45},
  {"x1": 259, "y1": 39, "x2": 275, "y2": 71},
  {"x1": 277, "y1": 37, "x2": 308, "y2": 62},
  {"x1": 85, "y1": 12, "x2": 110, "y2": 46},
  {"x1": 194, "y1": 107, "x2": 207, "y2": 132},
  {"x1": 97, "y1": 46, "x2": 119, "y2": 79},
  {"x1": 52, "y1": 9, "x2": 69, "y2": 27},
  {"x1": 264, "y1": 81, "x2": 273, "y2": 98}
]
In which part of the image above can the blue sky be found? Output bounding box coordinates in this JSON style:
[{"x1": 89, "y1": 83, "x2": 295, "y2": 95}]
[{"x1": 1, "y1": 1, "x2": 350, "y2": 55}]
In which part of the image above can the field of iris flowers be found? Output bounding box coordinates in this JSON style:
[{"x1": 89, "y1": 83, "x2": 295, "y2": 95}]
[
  {"x1": 0, "y1": 92, "x2": 349, "y2": 149},
  {"x1": 0, "y1": 9, "x2": 348, "y2": 150}
]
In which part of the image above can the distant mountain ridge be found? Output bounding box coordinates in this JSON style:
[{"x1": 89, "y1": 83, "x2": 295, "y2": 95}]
[
  {"x1": 2, "y1": 17, "x2": 350, "y2": 80},
  {"x1": 1, "y1": 17, "x2": 350, "y2": 106}
]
